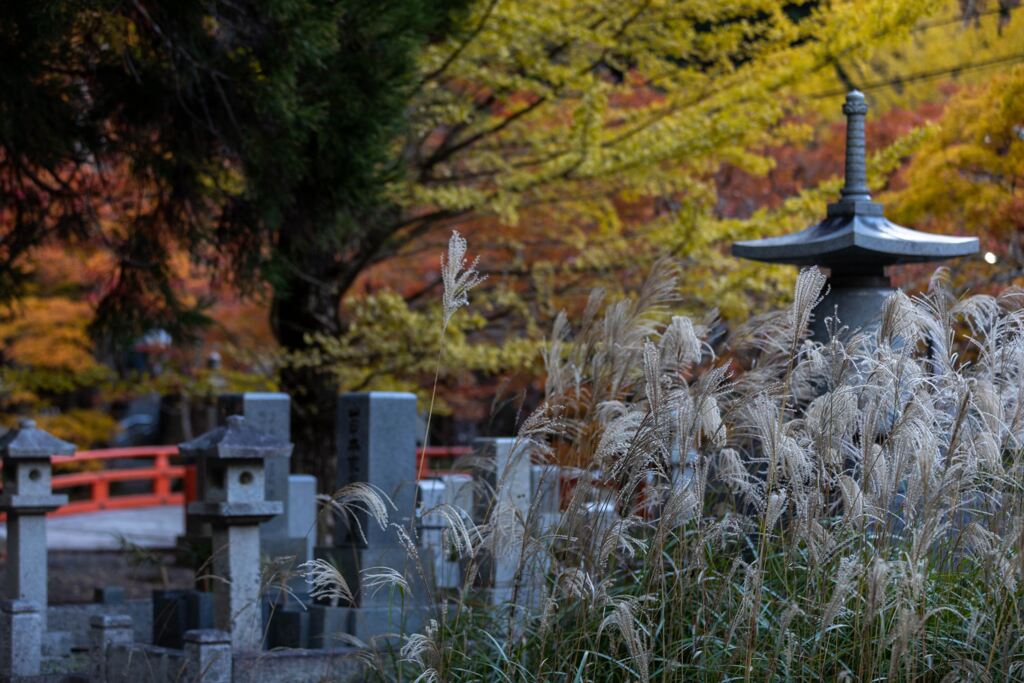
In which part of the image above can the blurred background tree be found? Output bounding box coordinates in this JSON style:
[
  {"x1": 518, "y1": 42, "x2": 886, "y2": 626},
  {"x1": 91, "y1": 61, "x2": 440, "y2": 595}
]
[{"x1": 1, "y1": 0, "x2": 1022, "y2": 482}]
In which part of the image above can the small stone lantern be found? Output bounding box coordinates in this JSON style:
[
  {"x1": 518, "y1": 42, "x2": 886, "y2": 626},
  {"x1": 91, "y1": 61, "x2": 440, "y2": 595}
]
[
  {"x1": 0, "y1": 419, "x2": 74, "y2": 632},
  {"x1": 179, "y1": 415, "x2": 287, "y2": 651},
  {"x1": 733, "y1": 90, "x2": 979, "y2": 340}
]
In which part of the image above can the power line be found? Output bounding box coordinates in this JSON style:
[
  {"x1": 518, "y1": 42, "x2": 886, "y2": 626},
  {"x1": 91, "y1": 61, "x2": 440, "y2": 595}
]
[
  {"x1": 812, "y1": 50, "x2": 1024, "y2": 99},
  {"x1": 913, "y1": 8, "x2": 1010, "y2": 33}
]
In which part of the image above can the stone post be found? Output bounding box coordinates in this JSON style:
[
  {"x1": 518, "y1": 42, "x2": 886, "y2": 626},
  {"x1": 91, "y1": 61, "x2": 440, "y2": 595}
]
[
  {"x1": 183, "y1": 629, "x2": 232, "y2": 683},
  {"x1": 212, "y1": 524, "x2": 262, "y2": 648},
  {"x1": 89, "y1": 614, "x2": 134, "y2": 682},
  {"x1": 0, "y1": 599, "x2": 41, "y2": 678},
  {"x1": 0, "y1": 419, "x2": 74, "y2": 634},
  {"x1": 179, "y1": 416, "x2": 287, "y2": 651}
]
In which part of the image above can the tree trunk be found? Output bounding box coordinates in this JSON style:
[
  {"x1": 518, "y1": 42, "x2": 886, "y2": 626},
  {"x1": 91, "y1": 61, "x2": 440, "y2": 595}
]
[{"x1": 270, "y1": 261, "x2": 343, "y2": 496}]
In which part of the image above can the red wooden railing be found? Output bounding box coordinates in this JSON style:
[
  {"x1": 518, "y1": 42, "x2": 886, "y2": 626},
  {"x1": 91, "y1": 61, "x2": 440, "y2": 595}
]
[
  {"x1": 0, "y1": 444, "x2": 473, "y2": 518},
  {"x1": 49, "y1": 446, "x2": 184, "y2": 516},
  {"x1": 417, "y1": 445, "x2": 473, "y2": 478}
]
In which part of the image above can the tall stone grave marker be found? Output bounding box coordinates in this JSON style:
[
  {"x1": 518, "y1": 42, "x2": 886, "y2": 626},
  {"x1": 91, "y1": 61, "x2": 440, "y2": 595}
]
[{"x1": 310, "y1": 392, "x2": 423, "y2": 644}]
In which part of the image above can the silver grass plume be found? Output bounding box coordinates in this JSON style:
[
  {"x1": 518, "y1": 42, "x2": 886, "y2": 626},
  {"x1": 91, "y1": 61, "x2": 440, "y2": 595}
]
[
  {"x1": 598, "y1": 516, "x2": 648, "y2": 568},
  {"x1": 765, "y1": 488, "x2": 788, "y2": 530},
  {"x1": 401, "y1": 619, "x2": 441, "y2": 682},
  {"x1": 441, "y1": 230, "x2": 485, "y2": 331},
  {"x1": 300, "y1": 558, "x2": 354, "y2": 606},
  {"x1": 360, "y1": 566, "x2": 411, "y2": 599},
  {"x1": 789, "y1": 267, "x2": 828, "y2": 341},
  {"x1": 820, "y1": 555, "x2": 860, "y2": 635},
  {"x1": 420, "y1": 502, "x2": 481, "y2": 560},
  {"x1": 319, "y1": 482, "x2": 392, "y2": 545},
  {"x1": 597, "y1": 596, "x2": 652, "y2": 683},
  {"x1": 878, "y1": 289, "x2": 925, "y2": 347},
  {"x1": 660, "y1": 315, "x2": 703, "y2": 371}
]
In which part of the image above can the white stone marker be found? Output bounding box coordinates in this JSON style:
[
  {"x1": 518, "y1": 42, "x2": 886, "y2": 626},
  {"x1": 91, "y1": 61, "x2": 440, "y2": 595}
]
[
  {"x1": 179, "y1": 416, "x2": 287, "y2": 651},
  {"x1": 0, "y1": 419, "x2": 74, "y2": 633}
]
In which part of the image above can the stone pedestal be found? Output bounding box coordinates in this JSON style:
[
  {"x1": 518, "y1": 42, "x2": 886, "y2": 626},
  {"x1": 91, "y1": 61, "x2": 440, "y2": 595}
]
[
  {"x1": 184, "y1": 629, "x2": 232, "y2": 683},
  {"x1": 0, "y1": 599, "x2": 41, "y2": 678},
  {"x1": 812, "y1": 274, "x2": 896, "y2": 342},
  {"x1": 90, "y1": 614, "x2": 134, "y2": 682}
]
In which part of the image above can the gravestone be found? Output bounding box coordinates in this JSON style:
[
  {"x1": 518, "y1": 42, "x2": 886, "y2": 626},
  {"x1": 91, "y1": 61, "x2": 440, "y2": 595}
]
[
  {"x1": 179, "y1": 415, "x2": 287, "y2": 651},
  {"x1": 732, "y1": 90, "x2": 978, "y2": 340},
  {"x1": 0, "y1": 419, "x2": 73, "y2": 644},
  {"x1": 151, "y1": 589, "x2": 213, "y2": 649},
  {"x1": 418, "y1": 474, "x2": 473, "y2": 591},
  {"x1": 309, "y1": 392, "x2": 425, "y2": 645},
  {"x1": 334, "y1": 393, "x2": 419, "y2": 546},
  {"x1": 473, "y1": 437, "x2": 539, "y2": 606},
  {"x1": 530, "y1": 464, "x2": 561, "y2": 532}
]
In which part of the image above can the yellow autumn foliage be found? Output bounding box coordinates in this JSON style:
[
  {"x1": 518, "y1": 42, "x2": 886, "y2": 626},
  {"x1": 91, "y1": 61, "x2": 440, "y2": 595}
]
[
  {"x1": 292, "y1": 291, "x2": 540, "y2": 411},
  {"x1": 0, "y1": 297, "x2": 100, "y2": 374}
]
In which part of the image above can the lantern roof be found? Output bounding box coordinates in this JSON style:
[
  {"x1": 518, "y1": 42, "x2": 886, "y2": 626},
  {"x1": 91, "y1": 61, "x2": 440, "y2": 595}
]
[
  {"x1": 0, "y1": 419, "x2": 75, "y2": 460},
  {"x1": 731, "y1": 90, "x2": 978, "y2": 271},
  {"x1": 179, "y1": 415, "x2": 293, "y2": 461}
]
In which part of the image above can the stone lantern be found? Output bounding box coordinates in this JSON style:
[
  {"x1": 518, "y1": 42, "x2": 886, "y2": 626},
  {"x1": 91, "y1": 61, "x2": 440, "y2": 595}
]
[
  {"x1": 0, "y1": 419, "x2": 74, "y2": 632},
  {"x1": 732, "y1": 90, "x2": 979, "y2": 340},
  {"x1": 179, "y1": 415, "x2": 287, "y2": 651}
]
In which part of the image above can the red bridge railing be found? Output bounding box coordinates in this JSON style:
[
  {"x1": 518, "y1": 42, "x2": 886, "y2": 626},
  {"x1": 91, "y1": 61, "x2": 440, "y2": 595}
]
[
  {"x1": 0, "y1": 444, "x2": 474, "y2": 518},
  {"x1": 417, "y1": 445, "x2": 473, "y2": 478},
  {"x1": 50, "y1": 446, "x2": 185, "y2": 516}
]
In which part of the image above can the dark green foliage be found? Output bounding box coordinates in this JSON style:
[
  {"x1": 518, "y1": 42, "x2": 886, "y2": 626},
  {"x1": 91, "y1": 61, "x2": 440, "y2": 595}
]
[
  {"x1": 1, "y1": 0, "x2": 470, "y2": 480},
  {"x1": 0, "y1": 0, "x2": 469, "y2": 340}
]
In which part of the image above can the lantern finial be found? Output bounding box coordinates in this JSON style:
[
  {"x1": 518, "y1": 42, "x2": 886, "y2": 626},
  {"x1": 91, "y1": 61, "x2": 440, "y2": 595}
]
[{"x1": 840, "y1": 90, "x2": 870, "y2": 203}]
